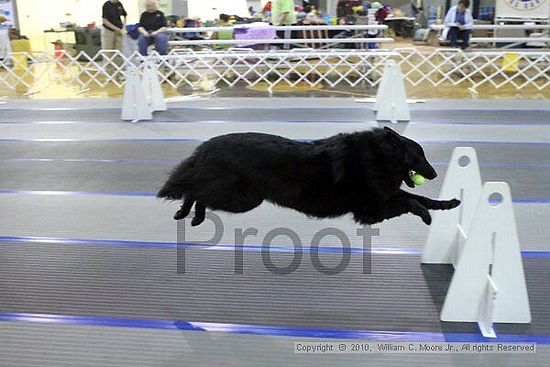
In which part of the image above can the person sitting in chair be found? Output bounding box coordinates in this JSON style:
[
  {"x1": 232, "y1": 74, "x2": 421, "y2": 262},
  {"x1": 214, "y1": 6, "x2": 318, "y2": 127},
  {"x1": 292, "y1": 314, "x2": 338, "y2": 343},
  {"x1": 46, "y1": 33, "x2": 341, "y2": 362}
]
[
  {"x1": 444, "y1": 0, "x2": 473, "y2": 49},
  {"x1": 138, "y1": 0, "x2": 168, "y2": 56}
]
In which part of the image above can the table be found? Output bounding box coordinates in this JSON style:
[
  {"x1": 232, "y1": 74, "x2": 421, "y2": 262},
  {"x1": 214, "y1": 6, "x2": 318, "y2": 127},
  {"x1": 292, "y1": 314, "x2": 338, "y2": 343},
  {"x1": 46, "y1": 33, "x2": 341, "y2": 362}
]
[
  {"x1": 43, "y1": 29, "x2": 76, "y2": 52},
  {"x1": 385, "y1": 17, "x2": 415, "y2": 38}
]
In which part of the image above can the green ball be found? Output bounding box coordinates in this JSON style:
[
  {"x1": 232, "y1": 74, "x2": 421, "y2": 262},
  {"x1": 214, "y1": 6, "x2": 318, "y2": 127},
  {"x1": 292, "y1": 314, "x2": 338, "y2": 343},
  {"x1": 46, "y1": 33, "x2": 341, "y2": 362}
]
[{"x1": 410, "y1": 173, "x2": 426, "y2": 186}]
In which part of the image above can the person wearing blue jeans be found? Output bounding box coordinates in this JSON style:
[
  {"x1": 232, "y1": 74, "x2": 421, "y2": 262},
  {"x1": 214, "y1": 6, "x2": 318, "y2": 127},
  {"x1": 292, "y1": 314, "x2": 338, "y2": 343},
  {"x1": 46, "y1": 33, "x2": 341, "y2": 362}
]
[
  {"x1": 448, "y1": 26, "x2": 471, "y2": 49},
  {"x1": 444, "y1": 0, "x2": 473, "y2": 49},
  {"x1": 138, "y1": 0, "x2": 168, "y2": 55}
]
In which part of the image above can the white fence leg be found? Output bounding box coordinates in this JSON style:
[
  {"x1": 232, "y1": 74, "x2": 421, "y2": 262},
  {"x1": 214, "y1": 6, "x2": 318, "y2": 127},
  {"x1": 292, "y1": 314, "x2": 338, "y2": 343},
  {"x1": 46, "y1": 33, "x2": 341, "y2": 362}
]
[
  {"x1": 441, "y1": 182, "x2": 531, "y2": 335},
  {"x1": 375, "y1": 61, "x2": 410, "y2": 123},
  {"x1": 121, "y1": 67, "x2": 153, "y2": 122},
  {"x1": 422, "y1": 147, "x2": 482, "y2": 265}
]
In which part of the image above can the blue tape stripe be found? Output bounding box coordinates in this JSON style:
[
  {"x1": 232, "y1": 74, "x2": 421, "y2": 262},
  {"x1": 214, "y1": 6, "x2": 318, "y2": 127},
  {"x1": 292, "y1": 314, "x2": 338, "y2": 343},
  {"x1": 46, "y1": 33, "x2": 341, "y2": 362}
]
[
  {"x1": 1, "y1": 105, "x2": 549, "y2": 112},
  {"x1": 0, "y1": 158, "x2": 181, "y2": 164},
  {"x1": 0, "y1": 120, "x2": 374, "y2": 125},
  {"x1": 432, "y1": 162, "x2": 550, "y2": 168},
  {"x1": 420, "y1": 140, "x2": 550, "y2": 146},
  {"x1": 409, "y1": 121, "x2": 550, "y2": 126},
  {"x1": 1, "y1": 236, "x2": 548, "y2": 257},
  {"x1": 0, "y1": 120, "x2": 370, "y2": 125},
  {"x1": 0, "y1": 313, "x2": 548, "y2": 343},
  {"x1": 0, "y1": 236, "x2": 419, "y2": 255},
  {"x1": 411, "y1": 108, "x2": 550, "y2": 113},
  {"x1": 1, "y1": 119, "x2": 550, "y2": 126},
  {"x1": 0, "y1": 138, "x2": 202, "y2": 142},
  {"x1": 0, "y1": 189, "x2": 155, "y2": 197},
  {"x1": 1, "y1": 189, "x2": 549, "y2": 204},
  {"x1": 1, "y1": 138, "x2": 550, "y2": 145},
  {"x1": 1, "y1": 158, "x2": 550, "y2": 169},
  {"x1": 0, "y1": 107, "x2": 122, "y2": 111}
]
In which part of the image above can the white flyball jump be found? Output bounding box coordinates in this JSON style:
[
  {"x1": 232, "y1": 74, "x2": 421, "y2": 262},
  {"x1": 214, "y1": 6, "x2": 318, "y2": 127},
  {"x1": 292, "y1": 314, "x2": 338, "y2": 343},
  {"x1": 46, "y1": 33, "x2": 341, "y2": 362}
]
[
  {"x1": 374, "y1": 60, "x2": 410, "y2": 123},
  {"x1": 121, "y1": 67, "x2": 153, "y2": 122},
  {"x1": 142, "y1": 65, "x2": 167, "y2": 112},
  {"x1": 121, "y1": 64, "x2": 166, "y2": 122},
  {"x1": 422, "y1": 147, "x2": 531, "y2": 338}
]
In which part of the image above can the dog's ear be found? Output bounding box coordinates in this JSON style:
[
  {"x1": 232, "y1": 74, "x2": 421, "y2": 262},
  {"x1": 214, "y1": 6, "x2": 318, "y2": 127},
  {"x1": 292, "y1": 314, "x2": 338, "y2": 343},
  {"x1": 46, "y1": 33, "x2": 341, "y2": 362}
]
[
  {"x1": 329, "y1": 144, "x2": 347, "y2": 183},
  {"x1": 383, "y1": 126, "x2": 402, "y2": 144}
]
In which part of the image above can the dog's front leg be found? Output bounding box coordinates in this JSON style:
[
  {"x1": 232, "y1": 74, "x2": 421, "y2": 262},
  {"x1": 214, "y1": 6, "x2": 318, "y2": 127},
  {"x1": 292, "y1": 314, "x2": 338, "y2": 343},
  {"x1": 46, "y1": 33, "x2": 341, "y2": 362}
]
[
  {"x1": 398, "y1": 190, "x2": 460, "y2": 211},
  {"x1": 354, "y1": 197, "x2": 431, "y2": 225}
]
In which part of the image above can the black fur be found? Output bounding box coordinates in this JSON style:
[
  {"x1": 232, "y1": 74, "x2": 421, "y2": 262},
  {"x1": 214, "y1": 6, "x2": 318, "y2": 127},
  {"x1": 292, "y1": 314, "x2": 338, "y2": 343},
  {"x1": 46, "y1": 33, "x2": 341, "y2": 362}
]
[{"x1": 158, "y1": 127, "x2": 460, "y2": 226}]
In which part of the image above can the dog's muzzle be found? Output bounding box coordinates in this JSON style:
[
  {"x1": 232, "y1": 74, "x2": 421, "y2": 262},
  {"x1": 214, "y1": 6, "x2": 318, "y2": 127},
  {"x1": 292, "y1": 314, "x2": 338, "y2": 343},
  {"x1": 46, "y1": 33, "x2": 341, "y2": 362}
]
[{"x1": 418, "y1": 164, "x2": 437, "y2": 180}]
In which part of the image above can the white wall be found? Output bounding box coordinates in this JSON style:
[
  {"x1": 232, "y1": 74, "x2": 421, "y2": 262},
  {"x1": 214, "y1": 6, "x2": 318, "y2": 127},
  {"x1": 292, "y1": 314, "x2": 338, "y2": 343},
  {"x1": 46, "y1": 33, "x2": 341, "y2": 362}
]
[
  {"x1": 17, "y1": 0, "x2": 142, "y2": 51},
  {"x1": 187, "y1": 0, "x2": 248, "y2": 21},
  {"x1": 16, "y1": 0, "x2": 247, "y2": 51}
]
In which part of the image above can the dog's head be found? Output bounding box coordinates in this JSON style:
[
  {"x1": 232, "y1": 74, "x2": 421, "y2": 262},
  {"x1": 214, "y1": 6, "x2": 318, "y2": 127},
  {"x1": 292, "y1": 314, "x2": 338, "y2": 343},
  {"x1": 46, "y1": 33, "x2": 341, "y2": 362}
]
[{"x1": 382, "y1": 127, "x2": 437, "y2": 187}]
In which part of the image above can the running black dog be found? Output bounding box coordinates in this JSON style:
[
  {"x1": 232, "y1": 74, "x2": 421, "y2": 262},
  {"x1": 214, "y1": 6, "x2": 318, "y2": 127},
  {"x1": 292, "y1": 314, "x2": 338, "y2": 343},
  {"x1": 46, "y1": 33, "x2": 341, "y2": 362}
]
[{"x1": 158, "y1": 127, "x2": 460, "y2": 226}]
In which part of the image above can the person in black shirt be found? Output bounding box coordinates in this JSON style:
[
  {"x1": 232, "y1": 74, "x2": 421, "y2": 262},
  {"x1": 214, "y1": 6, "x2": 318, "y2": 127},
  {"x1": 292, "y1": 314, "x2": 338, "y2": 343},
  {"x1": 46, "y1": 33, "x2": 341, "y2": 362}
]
[
  {"x1": 102, "y1": 0, "x2": 127, "y2": 51},
  {"x1": 138, "y1": 0, "x2": 168, "y2": 55}
]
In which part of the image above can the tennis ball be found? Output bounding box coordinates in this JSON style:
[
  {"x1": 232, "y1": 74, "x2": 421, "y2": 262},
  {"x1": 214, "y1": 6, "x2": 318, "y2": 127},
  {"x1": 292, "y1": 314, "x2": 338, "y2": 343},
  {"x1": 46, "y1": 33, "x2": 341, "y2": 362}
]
[{"x1": 410, "y1": 172, "x2": 426, "y2": 186}]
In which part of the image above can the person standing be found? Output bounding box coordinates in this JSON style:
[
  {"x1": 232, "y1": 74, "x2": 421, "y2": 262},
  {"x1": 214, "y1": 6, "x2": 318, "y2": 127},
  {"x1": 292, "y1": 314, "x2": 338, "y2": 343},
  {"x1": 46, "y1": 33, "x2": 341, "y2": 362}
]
[
  {"x1": 138, "y1": 0, "x2": 168, "y2": 56},
  {"x1": 271, "y1": 0, "x2": 297, "y2": 26},
  {"x1": 444, "y1": 0, "x2": 473, "y2": 49},
  {"x1": 272, "y1": 0, "x2": 297, "y2": 49},
  {"x1": 102, "y1": 0, "x2": 127, "y2": 51}
]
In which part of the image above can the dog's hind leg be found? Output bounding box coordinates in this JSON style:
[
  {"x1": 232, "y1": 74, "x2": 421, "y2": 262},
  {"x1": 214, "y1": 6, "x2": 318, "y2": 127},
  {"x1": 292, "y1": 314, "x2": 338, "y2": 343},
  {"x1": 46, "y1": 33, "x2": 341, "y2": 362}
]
[
  {"x1": 398, "y1": 190, "x2": 460, "y2": 210},
  {"x1": 191, "y1": 201, "x2": 206, "y2": 226},
  {"x1": 174, "y1": 196, "x2": 195, "y2": 220}
]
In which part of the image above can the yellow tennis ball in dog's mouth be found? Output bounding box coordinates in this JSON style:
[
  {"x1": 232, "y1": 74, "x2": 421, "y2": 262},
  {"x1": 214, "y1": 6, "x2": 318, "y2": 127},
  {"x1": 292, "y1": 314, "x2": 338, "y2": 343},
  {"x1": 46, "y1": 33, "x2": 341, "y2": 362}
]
[{"x1": 409, "y1": 172, "x2": 426, "y2": 186}]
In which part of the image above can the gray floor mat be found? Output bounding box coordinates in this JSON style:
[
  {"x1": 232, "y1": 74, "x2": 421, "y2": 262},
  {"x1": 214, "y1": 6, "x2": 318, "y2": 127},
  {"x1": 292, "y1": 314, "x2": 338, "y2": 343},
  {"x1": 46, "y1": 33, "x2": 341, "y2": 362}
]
[
  {"x1": 1, "y1": 107, "x2": 550, "y2": 124},
  {"x1": 1, "y1": 322, "x2": 547, "y2": 367},
  {"x1": 0, "y1": 242, "x2": 548, "y2": 335}
]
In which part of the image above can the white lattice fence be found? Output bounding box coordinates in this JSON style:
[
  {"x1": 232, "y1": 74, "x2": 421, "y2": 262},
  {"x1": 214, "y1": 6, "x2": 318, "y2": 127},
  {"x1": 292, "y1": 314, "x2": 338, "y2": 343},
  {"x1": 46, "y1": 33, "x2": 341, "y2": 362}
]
[
  {"x1": 161, "y1": 49, "x2": 397, "y2": 89},
  {"x1": 395, "y1": 48, "x2": 550, "y2": 92},
  {"x1": 1, "y1": 48, "x2": 549, "y2": 94}
]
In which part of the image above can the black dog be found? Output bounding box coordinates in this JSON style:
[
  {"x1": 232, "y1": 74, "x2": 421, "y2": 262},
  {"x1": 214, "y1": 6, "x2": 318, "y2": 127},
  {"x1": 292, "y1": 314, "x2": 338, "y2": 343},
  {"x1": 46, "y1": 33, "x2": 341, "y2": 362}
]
[{"x1": 158, "y1": 127, "x2": 460, "y2": 226}]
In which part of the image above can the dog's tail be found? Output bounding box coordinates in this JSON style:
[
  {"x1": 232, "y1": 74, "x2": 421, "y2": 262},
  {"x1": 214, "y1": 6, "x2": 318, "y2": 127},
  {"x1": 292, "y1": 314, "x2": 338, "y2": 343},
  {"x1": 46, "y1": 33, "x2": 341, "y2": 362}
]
[{"x1": 157, "y1": 159, "x2": 194, "y2": 201}]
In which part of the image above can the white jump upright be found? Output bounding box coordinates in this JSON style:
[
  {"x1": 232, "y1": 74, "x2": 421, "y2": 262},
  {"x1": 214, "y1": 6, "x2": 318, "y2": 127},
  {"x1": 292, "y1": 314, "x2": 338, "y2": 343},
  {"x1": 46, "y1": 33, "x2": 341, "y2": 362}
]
[
  {"x1": 422, "y1": 147, "x2": 531, "y2": 338},
  {"x1": 142, "y1": 64, "x2": 167, "y2": 112},
  {"x1": 374, "y1": 60, "x2": 410, "y2": 123},
  {"x1": 423, "y1": 148, "x2": 482, "y2": 265},
  {"x1": 121, "y1": 67, "x2": 153, "y2": 122}
]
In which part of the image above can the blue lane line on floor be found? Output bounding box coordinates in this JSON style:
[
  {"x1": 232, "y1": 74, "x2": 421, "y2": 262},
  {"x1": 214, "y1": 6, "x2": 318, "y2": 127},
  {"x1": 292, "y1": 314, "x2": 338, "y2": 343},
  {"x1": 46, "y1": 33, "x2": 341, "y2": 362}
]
[
  {"x1": 1, "y1": 158, "x2": 550, "y2": 169},
  {"x1": 1, "y1": 189, "x2": 549, "y2": 204},
  {"x1": 0, "y1": 120, "x2": 377, "y2": 125},
  {"x1": 1, "y1": 119, "x2": 550, "y2": 126},
  {"x1": 0, "y1": 312, "x2": 548, "y2": 344},
  {"x1": 1, "y1": 236, "x2": 548, "y2": 257},
  {"x1": 1, "y1": 106, "x2": 549, "y2": 113},
  {"x1": 1, "y1": 138, "x2": 550, "y2": 145},
  {"x1": 409, "y1": 121, "x2": 550, "y2": 126},
  {"x1": 0, "y1": 189, "x2": 156, "y2": 197},
  {"x1": 0, "y1": 158, "x2": 183, "y2": 164},
  {"x1": 433, "y1": 162, "x2": 550, "y2": 168}
]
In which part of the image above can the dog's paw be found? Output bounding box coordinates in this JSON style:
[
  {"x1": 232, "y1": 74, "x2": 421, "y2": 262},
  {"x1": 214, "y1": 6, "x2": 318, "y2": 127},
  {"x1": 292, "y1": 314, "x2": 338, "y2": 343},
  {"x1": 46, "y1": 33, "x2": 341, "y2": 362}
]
[
  {"x1": 428, "y1": 198, "x2": 461, "y2": 210},
  {"x1": 446, "y1": 199, "x2": 461, "y2": 209},
  {"x1": 421, "y1": 211, "x2": 432, "y2": 225},
  {"x1": 191, "y1": 216, "x2": 205, "y2": 226},
  {"x1": 173, "y1": 209, "x2": 188, "y2": 220},
  {"x1": 412, "y1": 205, "x2": 432, "y2": 225}
]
